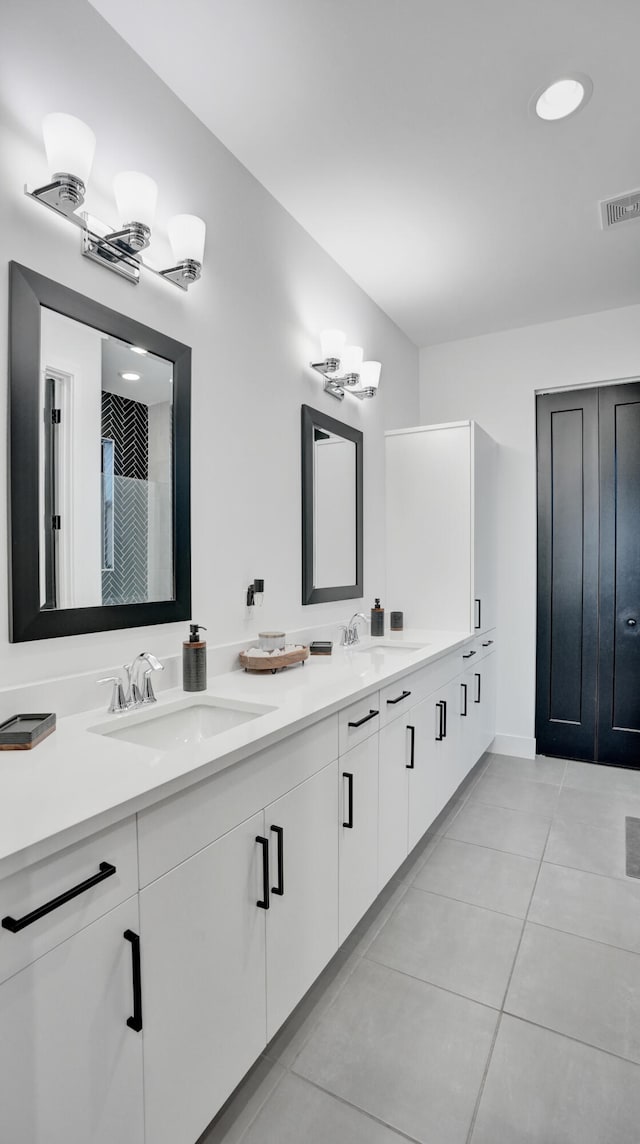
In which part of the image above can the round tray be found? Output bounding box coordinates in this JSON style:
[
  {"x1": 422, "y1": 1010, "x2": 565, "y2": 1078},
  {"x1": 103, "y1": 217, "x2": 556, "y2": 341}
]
[{"x1": 239, "y1": 645, "x2": 309, "y2": 674}]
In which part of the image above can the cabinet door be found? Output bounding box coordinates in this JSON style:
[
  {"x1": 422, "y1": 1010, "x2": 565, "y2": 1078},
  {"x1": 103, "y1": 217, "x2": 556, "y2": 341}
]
[
  {"x1": 339, "y1": 736, "x2": 379, "y2": 943},
  {"x1": 407, "y1": 696, "x2": 449, "y2": 851},
  {"x1": 473, "y1": 425, "x2": 497, "y2": 634},
  {"x1": 141, "y1": 812, "x2": 267, "y2": 1144},
  {"x1": 265, "y1": 763, "x2": 339, "y2": 1039},
  {"x1": 378, "y1": 717, "x2": 411, "y2": 888},
  {"x1": 475, "y1": 653, "x2": 497, "y2": 756},
  {"x1": 0, "y1": 897, "x2": 144, "y2": 1144},
  {"x1": 460, "y1": 667, "x2": 482, "y2": 781}
]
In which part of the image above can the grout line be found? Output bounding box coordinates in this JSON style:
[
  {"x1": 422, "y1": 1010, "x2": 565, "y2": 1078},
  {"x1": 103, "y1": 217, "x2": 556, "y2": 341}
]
[
  {"x1": 520, "y1": 915, "x2": 640, "y2": 960},
  {"x1": 499, "y1": 1012, "x2": 640, "y2": 1072},
  {"x1": 288, "y1": 1072, "x2": 426, "y2": 1144},
  {"x1": 408, "y1": 879, "x2": 532, "y2": 922},
  {"x1": 464, "y1": 1011, "x2": 504, "y2": 1144},
  {"x1": 497, "y1": 819, "x2": 552, "y2": 1012},
  {"x1": 359, "y1": 951, "x2": 503, "y2": 1015}
]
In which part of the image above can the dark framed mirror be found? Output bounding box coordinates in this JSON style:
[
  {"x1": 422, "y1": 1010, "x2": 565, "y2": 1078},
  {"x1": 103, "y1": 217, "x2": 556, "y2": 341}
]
[
  {"x1": 9, "y1": 262, "x2": 191, "y2": 642},
  {"x1": 301, "y1": 404, "x2": 363, "y2": 605}
]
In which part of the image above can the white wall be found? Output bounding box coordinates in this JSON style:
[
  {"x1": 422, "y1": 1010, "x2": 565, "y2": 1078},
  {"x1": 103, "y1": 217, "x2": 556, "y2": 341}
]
[
  {"x1": 0, "y1": 0, "x2": 418, "y2": 689},
  {"x1": 420, "y1": 305, "x2": 640, "y2": 758}
]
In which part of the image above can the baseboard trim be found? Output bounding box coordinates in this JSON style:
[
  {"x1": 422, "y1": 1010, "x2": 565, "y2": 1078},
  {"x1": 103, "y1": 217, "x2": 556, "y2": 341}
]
[{"x1": 490, "y1": 733, "x2": 536, "y2": 760}]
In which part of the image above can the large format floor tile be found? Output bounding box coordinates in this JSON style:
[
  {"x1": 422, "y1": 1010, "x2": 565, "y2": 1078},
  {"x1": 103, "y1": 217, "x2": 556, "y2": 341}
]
[
  {"x1": 486, "y1": 753, "x2": 567, "y2": 786},
  {"x1": 237, "y1": 1074, "x2": 407, "y2": 1144},
  {"x1": 545, "y1": 816, "x2": 628, "y2": 880},
  {"x1": 446, "y1": 800, "x2": 550, "y2": 859},
  {"x1": 366, "y1": 887, "x2": 522, "y2": 1007},
  {"x1": 293, "y1": 958, "x2": 498, "y2": 1144},
  {"x1": 414, "y1": 837, "x2": 539, "y2": 917},
  {"x1": 505, "y1": 923, "x2": 640, "y2": 1064},
  {"x1": 556, "y1": 785, "x2": 640, "y2": 832},
  {"x1": 564, "y1": 759, "x2": 640, "y2": 800},
  {"x1": 471, "y1": 771, "x2": 559, "y2": 816},
  {"x1": 529, "y1": 863, "x2": 640, "y2": 953},
  {"x1": 471, "y1": 1016, "x2": 640, "y2": 1144}
]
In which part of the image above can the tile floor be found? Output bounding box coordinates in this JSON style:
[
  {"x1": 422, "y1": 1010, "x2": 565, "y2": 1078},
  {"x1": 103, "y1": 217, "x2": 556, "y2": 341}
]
[{"x1": 201, "y1": 752, "x2": 640, "y2": 1144}]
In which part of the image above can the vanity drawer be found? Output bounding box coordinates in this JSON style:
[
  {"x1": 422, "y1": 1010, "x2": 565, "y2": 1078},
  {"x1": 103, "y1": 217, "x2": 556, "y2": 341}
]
[
  {"x1": 0, "y1": 816, "x2": 138, "y2": 985},
  {"x1": 138, "y1": 715, "x2": 338, "y2": 886},
  {"x1": 379, "y1": 677, "x2": 417, "y2": 725},
  {"x1": 339, "y1": 693, "x2": 380, "y2": 754}
]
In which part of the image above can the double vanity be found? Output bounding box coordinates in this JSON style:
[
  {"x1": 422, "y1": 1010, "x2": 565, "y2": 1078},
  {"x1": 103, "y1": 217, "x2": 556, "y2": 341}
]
[{"x1": 0, "y1": 627, "x2": 496, "y2": 1144}]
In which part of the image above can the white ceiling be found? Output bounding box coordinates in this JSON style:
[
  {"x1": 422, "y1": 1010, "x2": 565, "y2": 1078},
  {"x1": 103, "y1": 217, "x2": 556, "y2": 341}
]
[
  {"x1": 90, "y1": 0, "x2": 640, "y2": 346},
  {"x1": 102, "y1": 339, "x2": 173, "y2": 406}
]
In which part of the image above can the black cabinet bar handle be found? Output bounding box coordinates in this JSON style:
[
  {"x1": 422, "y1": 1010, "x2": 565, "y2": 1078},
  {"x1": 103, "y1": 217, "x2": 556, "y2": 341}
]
[
  {"x1": 461, "y1": 682, "x2": 468, "y2": 717},
  {"x1": 462, "y1": 650, "x2": 476, "y2": 659},
  {"x1": 256, "y1": 836, "x2": 270, "y2": 910},
  {"x1": 441, "y1": 700, "x2": 447, "y2": 738},
  {"x1": 348, "y1": 709, "x2": 379, "y2": 728},
  {"x1": 387, "y1": 689, "x2": 411, "y2": 706},
  {"x1": 475, "y1": 598, "x2": 481, "y2": 630},
  {"x1": 436, "y1": 701, "x2": 444, "y2": 741},
  {"x1": 482, "y1": 640, "x2": 494, "y2": 647},
  {"x1": 343, "y1": 772, "x2": 354, "y2": 828},
  {"x1": 123, "y1": 929, "x2": 143, "y2": 1032},
  {"x1": 271, "y1": 825, "x2": 284, "y2": 896},
  {"x1": 475, "y1": 673, "x2": 482, "y2": 704},
  {"x1": 406, "y1": 725, "x2": 416, "y2": 768},
  {"x1": 1, "y1": 861, "x2": 116, "y2": 933}
]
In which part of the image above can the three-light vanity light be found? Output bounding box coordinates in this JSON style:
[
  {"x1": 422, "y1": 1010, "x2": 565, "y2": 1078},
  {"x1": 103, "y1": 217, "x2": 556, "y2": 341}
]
[
  {"x1": 27, "y1": 113, "x2": 206, "y2": 291},
  {"x1": 310, "y1": 329, "x2": 381, "y2": 401}
]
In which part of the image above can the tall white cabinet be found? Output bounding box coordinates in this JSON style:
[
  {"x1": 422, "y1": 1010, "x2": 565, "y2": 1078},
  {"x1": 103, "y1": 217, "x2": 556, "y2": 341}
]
[{"x1": 385, "y1": 421, "x2": 497, "y2": 635}]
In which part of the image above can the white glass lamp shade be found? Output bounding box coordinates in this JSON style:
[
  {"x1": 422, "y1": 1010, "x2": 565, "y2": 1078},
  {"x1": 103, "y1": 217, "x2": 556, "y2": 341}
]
[
  {"x1": 320, "y1": 329, "x2": 346, "y2": 360},
  {"x1": 167, "y1": 214, "x2": 206, "y2": 263},
  {"x1": 340, "y1": 345, "x2": 363, "y2": 376},
  {"x1": 357, "y1": 360, "x2": 381, "y2": 392},
  {"x1": 113, "y1": 171, "x2": 158, "y2": 227},
  {"x1": 42, "y1": 113, "x2": 96, "y2": 183}
]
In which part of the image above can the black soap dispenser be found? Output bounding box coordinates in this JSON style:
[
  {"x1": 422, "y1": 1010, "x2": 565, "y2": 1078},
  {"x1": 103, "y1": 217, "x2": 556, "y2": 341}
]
[
  {"x1": 371, "y1": 598, "x2": 385, "y2": 637},
  {"x1": 183, "y1": 623, "x2": 208, "y2": 692}
]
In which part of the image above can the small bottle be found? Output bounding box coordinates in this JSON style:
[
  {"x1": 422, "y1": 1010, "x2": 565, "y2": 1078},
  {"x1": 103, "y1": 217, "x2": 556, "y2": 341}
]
[
  {"x1": 183, "y1": 623, "x2": 208, "y2": 692},
  {"x1": 371, "y1": 598, "x2": 385, "y2": 637}
]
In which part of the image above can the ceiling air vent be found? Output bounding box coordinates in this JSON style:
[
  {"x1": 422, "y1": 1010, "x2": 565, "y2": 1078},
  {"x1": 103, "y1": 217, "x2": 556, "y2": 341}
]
[{"x1": 600, "y1": 190, "x2": 640, "y2": 230}]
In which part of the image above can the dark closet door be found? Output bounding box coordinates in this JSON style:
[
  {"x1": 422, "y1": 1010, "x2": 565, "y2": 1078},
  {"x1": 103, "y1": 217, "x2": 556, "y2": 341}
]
[
  {"x1": 536, "y1": 389, "x2": 599, "y2": 760},
  {"x1": 597, "y1": 382, "x2": 640, "y2": 766}
]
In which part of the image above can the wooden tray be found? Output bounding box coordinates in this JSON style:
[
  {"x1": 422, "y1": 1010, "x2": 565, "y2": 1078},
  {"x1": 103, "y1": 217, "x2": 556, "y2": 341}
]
[{"x1": 239, "y1": 646, "x2": 309, "y2": 673}]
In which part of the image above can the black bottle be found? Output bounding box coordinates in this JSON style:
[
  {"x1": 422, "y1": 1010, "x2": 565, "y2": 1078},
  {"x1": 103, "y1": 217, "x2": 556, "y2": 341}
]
[
  {"x1": 183, "y1": 623, "x2": 208, "y2": 692},
  {"x1": 371, "y1": 598, "x2": 385, "y2": 637}
]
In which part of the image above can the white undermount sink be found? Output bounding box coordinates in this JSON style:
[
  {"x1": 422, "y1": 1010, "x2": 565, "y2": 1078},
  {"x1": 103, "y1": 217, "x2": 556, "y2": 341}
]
[
  {"x1": 355, "y1": 642, "x2": 428, "y2": 655},
  {"x1": 90, "y1": 697, "x2": 277, "y2": 752}
]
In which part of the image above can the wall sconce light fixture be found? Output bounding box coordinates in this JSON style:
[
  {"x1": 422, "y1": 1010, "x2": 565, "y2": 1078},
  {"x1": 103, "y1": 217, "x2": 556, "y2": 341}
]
[
  {"x1": 28, "y1": 113, "x2": 206, "y2": 292},
  {"x1": 310, "y1": 330, "x2": 380, "y2": 400}
]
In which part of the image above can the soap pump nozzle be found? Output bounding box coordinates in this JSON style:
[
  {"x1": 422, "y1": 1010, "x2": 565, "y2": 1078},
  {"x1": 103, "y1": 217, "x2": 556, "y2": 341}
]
[{"x1": 189, "y1": 623, "x2": 207, "y2": 643}]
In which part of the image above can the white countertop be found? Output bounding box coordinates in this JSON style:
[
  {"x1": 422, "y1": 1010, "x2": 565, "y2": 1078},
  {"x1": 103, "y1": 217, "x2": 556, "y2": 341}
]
[{"x1": 0, "y1": 630, "x2": 470, "y2": 879}]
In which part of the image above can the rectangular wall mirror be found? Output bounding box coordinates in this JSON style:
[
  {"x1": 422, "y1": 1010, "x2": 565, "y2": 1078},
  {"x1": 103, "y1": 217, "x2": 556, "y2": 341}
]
[
  {"x1": 301, "y1": 404, "x2": 363, "y2": 604},
  {"x1": 9, "y1": 262, "x2": 191, "y2": 641}
]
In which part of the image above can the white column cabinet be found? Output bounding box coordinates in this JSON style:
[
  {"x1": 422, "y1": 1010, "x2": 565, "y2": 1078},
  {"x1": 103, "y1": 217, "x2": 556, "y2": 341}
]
[
  {"x1": 264, "y1": 762, "x2": 339, "y2": 1039},
  {"x1": 0, "y1": 897, "x2": 144, "y2": 1144},
  {"x1": 140, "y1": 811, "x2": 268, "y2": 1144},
  {"x1": 339, "y1": 736, "x2": 379, "y2": 944}
]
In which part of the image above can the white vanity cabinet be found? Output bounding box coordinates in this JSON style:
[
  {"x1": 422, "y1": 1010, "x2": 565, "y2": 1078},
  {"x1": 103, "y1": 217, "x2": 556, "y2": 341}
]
[
  {"x1": 385, "y1": 420, "x2": 497, "y2": 634},
  {"x1": 0, "y1": 896, "x2": 144, "y2": 1144},
  {"x1": 264, "y1": 761, "x2": 339, "y2": 1038},
  {"x1": 140, "y1": 811, "x2": 268, "y2": 1144},
  {"x1": 339, "y1": 735, "x2": 379, "y2": 943}
]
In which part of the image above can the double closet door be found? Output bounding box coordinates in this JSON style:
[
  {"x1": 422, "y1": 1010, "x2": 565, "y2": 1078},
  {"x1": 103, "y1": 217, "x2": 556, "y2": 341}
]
[{"x1": 536, "y1": 382, "x2": 640, "y2": 767}]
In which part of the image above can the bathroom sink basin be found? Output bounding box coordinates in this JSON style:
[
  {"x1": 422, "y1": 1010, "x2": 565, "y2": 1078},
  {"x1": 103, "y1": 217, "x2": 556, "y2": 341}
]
[
  {"x1": 355, "y1": 642, "x2": 428, "y2": 656},
  {"x1": 90, "y1": 697, "x2": 276, "y2": 752}
]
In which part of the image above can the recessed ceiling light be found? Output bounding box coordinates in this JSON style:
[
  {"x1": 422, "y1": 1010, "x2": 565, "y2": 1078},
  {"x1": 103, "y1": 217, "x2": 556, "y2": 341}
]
[
  {"x1": 534, "y1": 75, "x2": 592, "y2": 121},
  {"x1": 119, "y1": 371, "x2": 140, "y2": 381},
  {"x1": 130, "y1": 346, "x2": 148, "y2": 355}
]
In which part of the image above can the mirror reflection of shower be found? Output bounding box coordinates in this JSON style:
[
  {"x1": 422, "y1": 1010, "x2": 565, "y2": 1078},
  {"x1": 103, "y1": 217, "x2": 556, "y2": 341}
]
[{"x1": 39, "y1": 307, "x2": 174, "y2": 610}]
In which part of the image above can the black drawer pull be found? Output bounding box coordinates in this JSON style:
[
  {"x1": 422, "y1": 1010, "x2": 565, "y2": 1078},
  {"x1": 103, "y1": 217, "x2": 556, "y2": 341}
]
[
  {"x1": 124, "y1": 930, "x2": 143, "y2": 1032},
  {"x1": 1, "y1": 861, "x2": 116, "y2": 933},
  {"x1": 343, "y1": 772, "x2": 354, "y2": 828},
  {"x1": 406, "y1": 725, "x2": 416, "y2": 769},
  {"x1": 482, "y1": 640, "x2": 494, "y2": 648},
  {"x1": 271, "y1": 825, "x2": 284, "y2": 896},
  {"x1": 461, "y1": 682, "x2": 468, "y2": 717},
  {"x1": 475, "y1": 672, "x2": 482, "y2": 704},
  {"x1": 387, "y1": 689, "x2": 411, "y2": 706},
  {"x1": 348, "y1": 709, "x2": 379, "y2": 728},
  {"x1": 462, "y1": 650, "x2": 476, "y2": 659},
  {"x1": 441, "y1": 699, "x2": 447, "y2": 738},
  {"x1": 436, "y1": 701, "x2": 444, "y2": 741},
  {"x1": 475, "y1": 598, "x2": 481, "y2": 630},
  {"x1": 256, "y1": 836, "x2": 270, "y2": 910}
]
